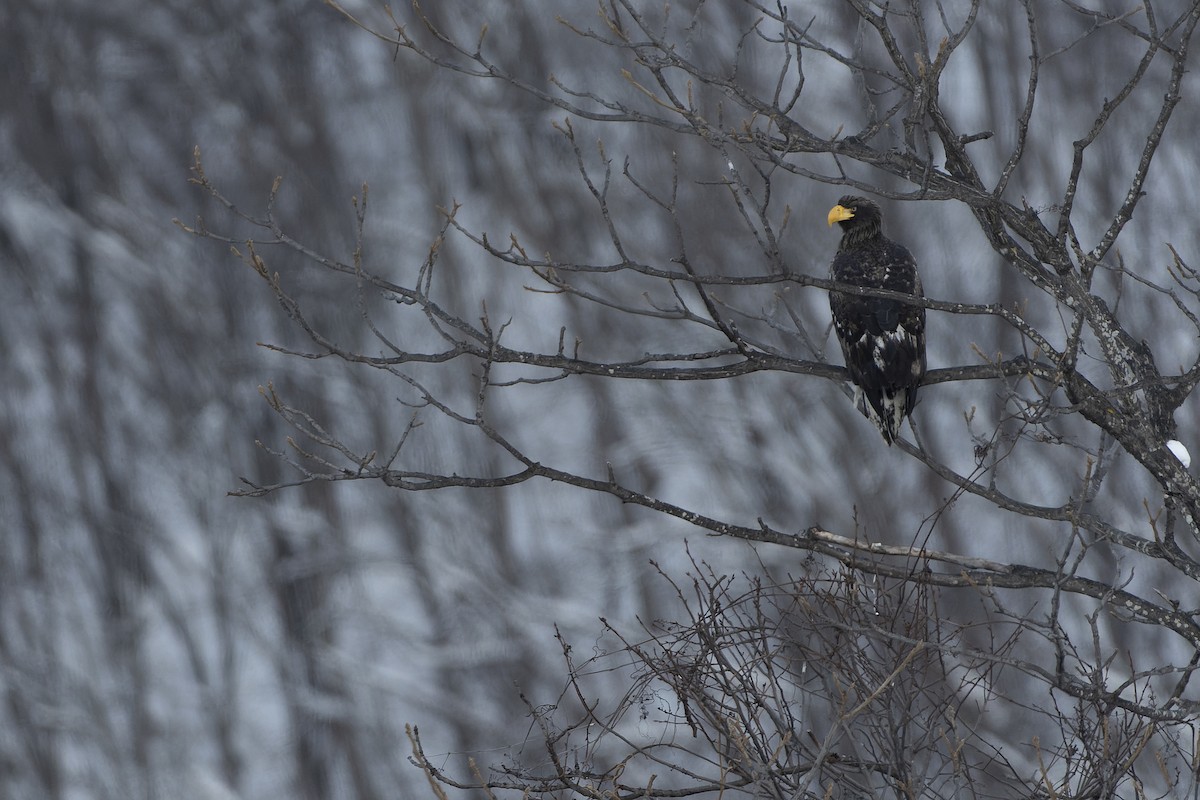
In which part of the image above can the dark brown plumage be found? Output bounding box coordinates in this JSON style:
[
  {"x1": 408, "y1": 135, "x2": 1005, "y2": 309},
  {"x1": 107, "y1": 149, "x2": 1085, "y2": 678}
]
[{"x1": 827, "y1": 196, "x2": 926, "y2": 444}]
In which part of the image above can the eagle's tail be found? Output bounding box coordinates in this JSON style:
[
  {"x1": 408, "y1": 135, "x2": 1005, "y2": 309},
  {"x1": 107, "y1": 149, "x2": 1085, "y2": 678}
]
[{"x1": 854, "y1": 385, "x2": 912, "y2": 445}]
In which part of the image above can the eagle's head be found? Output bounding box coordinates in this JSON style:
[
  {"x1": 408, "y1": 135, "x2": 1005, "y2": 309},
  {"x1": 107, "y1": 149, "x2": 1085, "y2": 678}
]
[{"x1": 827, "y1": 196, "x2": 883, "y2": 245}]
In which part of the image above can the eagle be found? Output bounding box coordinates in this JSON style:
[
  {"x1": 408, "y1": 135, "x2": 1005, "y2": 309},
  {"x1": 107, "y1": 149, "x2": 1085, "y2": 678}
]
[{"x1": 827, "y1": 196, "x2": 926, "y2": 445}]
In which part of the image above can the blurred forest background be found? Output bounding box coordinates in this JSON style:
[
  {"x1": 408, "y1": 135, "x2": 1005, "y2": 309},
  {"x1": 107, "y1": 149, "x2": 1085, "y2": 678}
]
[{"x1": 2, "y1": 1, "x2": 1199, "y2": 799}]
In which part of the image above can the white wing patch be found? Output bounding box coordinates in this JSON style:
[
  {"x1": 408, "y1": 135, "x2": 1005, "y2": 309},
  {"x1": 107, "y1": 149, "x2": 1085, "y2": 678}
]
[{"x1": 848, "y1": 323, "x2": 920, "y2": 443}]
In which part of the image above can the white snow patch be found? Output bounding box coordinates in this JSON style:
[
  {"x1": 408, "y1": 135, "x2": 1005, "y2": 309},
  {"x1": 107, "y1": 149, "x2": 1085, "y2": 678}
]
[{"x1": 1167, "y1": 440, "x2": 1191, "y2": 468}]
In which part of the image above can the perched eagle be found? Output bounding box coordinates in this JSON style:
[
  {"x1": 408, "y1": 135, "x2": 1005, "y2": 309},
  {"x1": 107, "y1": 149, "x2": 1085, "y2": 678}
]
[{"x1": 827, "y1": 196, "x2": 926, "y2": 445}]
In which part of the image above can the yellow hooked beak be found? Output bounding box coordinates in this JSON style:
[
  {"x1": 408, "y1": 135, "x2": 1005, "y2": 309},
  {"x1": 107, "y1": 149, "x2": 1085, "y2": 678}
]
[{"x1": 827, "y1": 204, "x2": 855, "y2": 226}]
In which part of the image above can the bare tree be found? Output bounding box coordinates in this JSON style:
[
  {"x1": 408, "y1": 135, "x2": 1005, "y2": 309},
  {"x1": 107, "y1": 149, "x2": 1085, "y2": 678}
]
[{"x1": 182, "y1": 1, "x2": 1200, "y2": 797}]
